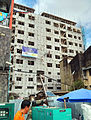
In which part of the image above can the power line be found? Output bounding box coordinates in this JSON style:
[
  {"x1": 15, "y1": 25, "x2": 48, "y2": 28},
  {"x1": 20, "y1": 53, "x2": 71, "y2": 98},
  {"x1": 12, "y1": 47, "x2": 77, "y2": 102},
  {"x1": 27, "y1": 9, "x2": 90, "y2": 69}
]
[{"x1": 13, "y1": 69, "x2": 71, "y2": 86}]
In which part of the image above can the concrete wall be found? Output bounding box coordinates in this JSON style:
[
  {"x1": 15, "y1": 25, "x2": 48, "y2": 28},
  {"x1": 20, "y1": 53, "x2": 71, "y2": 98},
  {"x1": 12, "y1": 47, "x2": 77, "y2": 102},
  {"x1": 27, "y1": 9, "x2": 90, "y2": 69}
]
[
  {"x1": 60, "y1": 46, "x2": 91, "y2": 91},
  {"x1": 60, "y1": 58, "x2": 73, "y2": 91},
  {"x1": 0, "y1": 25, "x2": 11, "y2": 102}
]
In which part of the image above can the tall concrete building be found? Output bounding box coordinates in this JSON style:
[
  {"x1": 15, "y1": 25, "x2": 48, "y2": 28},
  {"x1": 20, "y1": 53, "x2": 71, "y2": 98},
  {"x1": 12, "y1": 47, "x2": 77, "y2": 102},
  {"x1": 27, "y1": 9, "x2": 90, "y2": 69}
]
[{"x1": 10, "y1": 3, "x2": 84, "y2": 97}]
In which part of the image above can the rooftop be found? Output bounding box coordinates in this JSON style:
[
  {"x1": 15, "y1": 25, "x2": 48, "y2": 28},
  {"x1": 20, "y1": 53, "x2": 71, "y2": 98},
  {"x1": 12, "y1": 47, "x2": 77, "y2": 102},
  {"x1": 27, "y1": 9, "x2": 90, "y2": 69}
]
[
  {"x1": 41, "y1": 12, "x2": 77, "y2": 26},
  {"x1": 14, "y1": 3, "x2": 35, "y2": 13}
]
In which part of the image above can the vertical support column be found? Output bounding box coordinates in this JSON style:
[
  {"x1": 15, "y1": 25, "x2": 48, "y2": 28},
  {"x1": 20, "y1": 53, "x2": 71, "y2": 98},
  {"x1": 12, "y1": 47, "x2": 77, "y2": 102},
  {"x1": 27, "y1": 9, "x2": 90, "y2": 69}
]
[{"x1": 9, "y1": 0, "x2": 14, "y2": 29}]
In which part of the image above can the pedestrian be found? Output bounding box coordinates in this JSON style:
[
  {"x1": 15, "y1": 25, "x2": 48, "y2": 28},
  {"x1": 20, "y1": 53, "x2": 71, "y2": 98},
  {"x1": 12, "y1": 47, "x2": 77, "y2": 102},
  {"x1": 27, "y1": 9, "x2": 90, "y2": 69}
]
[{"x1": 14, "y1": 100, "x2": 31, "y2": 120}]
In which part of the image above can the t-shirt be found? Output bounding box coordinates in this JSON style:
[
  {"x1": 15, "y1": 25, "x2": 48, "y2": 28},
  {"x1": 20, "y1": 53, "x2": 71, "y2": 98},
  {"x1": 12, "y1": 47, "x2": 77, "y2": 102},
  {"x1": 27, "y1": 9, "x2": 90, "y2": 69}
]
[{"x1": 14, "y1": 111, "x2": 25, "y2": 120}]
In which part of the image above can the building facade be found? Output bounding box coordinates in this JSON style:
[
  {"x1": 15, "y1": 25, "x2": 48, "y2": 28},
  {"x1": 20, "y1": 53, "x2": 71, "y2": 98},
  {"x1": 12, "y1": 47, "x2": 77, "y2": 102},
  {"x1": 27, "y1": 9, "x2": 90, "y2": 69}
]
[
  {"x1": 60, "y1": 46, "x2": 91, "y2": 91},
  {"x1": 10, "y1": 3, "x2": 84, "y2": 97},
  {"x1": 0, "y1": 25, "x2": 11, "y2": 102},
  {"x1": 82, "y1": 46, "x2": 91, "y2": 89}
]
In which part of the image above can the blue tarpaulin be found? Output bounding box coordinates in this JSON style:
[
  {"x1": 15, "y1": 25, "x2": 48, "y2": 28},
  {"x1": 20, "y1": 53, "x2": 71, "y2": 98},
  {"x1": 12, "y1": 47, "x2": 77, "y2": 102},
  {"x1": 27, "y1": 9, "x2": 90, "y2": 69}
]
[{"x1": 57, "y1": 88, "x2": 91, "y2": 102}]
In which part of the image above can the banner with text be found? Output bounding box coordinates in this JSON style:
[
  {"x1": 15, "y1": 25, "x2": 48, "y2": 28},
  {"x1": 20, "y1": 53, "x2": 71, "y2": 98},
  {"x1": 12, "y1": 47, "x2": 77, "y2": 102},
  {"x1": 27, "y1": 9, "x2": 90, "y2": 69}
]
[{"x1": 22, "y1": 46, "x2": 38, "y2": 58}]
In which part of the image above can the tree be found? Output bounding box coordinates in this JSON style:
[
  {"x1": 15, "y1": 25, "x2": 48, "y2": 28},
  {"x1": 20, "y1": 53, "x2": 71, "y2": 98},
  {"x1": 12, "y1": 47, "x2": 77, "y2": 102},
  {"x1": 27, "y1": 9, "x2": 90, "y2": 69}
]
[{"x1": 69, "y1": 80, "x2": 84, "y2": 91}]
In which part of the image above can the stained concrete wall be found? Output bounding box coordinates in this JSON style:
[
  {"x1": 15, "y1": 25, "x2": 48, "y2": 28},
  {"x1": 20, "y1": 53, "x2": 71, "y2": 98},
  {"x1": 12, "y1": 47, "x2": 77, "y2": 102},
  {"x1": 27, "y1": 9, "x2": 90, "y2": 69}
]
[{"x1": 0, "y1": 25, "x2": 11, "y2": 102}]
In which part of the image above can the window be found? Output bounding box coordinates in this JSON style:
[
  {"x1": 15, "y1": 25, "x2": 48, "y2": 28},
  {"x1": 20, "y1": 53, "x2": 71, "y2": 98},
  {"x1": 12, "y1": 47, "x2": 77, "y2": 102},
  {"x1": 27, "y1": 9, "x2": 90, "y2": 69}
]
[
  {"x1": 55, "y1": 55, "x2": 60, "y2": 59},
  {"x1": 56, "y1": 64, "x2": 60, "y2": 68},
  {"x1": 48, "y1": 79, "x2": 52, "y2": 82},
  {"x1": 57, "y1": 87, "x2": 61, "y2": 90},
  {"x1": 61, "y1": 47, "x2": 67, "y2": 53},
  {"x1": 61, "y1": 39, "x2": 67, "y2": 45},
  {"x1": 46, "y1": 36, "x2": 51, "y2": 41},
  {"x1": 29, "y1": 15, "x2": 35, "y2": 20},
  {"x1": 46, "y1": 45, "x2": 52, "y2": 49},
  {"x1": 89, "y1": 69, "x2": 91, "y2": 76},
  {"x1": 17, "y1": 39, "x2": 23, "y2": 44},
  {"x1": 16, "y1": 59, "x2": 23, "y2": 64},
  {"x1": 18, "y1": 21, "x2": 24, "y2": 26},
  {"x1": 9, "y1": 85, "x2": 12, "y2": 91},
  {"x1": 57, "y1": 79, "x2": 61, "y2": 82},
  {"x1": 76, "y1": 51, "x2": 78, "y2": 54},
  {"x1": 12, "y1": 27, "x2": 15, "y2": 33},
  {"x1": 57, "y1": 72, "x2": 60, "y2": 75},
  {"x1": 55, "y1": 47, "x2": 60, "y2": 51},
  {"x1": 10, "y1": 75, "x2": 12, "y2": 82},
  {"x1": 45, "y1": 20, "x2": 51, "y2": 25},
  {"x1": 78, "y1": 37, "x2": 81, "y2": 40},
  {"x1": 74, "y1": 36, "x2": 77, "y2": 39},
  {"x1": 19, "y1": 13, "x2": 25, "y2": 17},
  {"x1": 11, "y1": 56, "x2": 13, "y2": 65},
  {"x1": 37, "y1": 85, "x2": 42, "y2": 91},
  {"x1": 54, "y1": 23, "x2": 59, "y2": 27},
  {"x1": 48, "y1": 72, "x2": 51, "y2": 74},
  {"x1": 28, "y1": 78, "x2": 33, "y2": 81},
  {"x1": 28, "y1": 61, "x2": 34, "y2": 65},
  {"x1": 60, "y1": 23, "x2": 66, "y2": 29},
  {"x1": 29, "y1": 70, "x2": 32, "y2": 73},
  {"x1": 69, "y1": 42, "x2": 73, "y2": 45},
  {"x1": 69, "y1": 49, "x2": 74, "y2": 53},
  {"x1": 67, "y1": 27, "x2": 72, "y2": 31},
  {"x1": 29, "y1": 24, "x2": 34, "y2": 28},
  {"x1": 54, "y1": 30, "x2": 59, "y2": 34},
  {"x1": 73, "y1": 28, "x2": 76, "y2": 32},
  {"x1": 17, "y1": 49, "x2": 22, "y2": 54},
  {"x1": 46, "y1": 28, "x2": 51, "y2": 32},
  {"x1": 18, "y1": 30, "x2": 24, "y2": 34},
  {"x1": 28, "y1": 32, "x2": 34, "y2": 37},
  {"x1": 17, "y1": 69, "x2": 21, "y2": 72},
  {"x1": 27, "y1": 86, "x2": 34, "y2": 89},
  {"x1": 48, "y1": 87, "x2": 53, "y2": 89},
  {"x1": 68, "y1": 34, "x2": 72, "y2": 38},
  {"x1": 16, "y1": 77, "x2": 21, "y2": 81},
  {"x1": 28, "y1": 41, "x2": 34, "y2": 46},
  {"x1": 11, "y1": 36, "x2": 15, "y2": 43},
  {"x1": 47, "y1": 63, "x2": 52, "y2": 67},
  {"x1": 75, "y1": 43, "x2": 78, "y2": 46},
  {"x1": 15, "y1": 86, "x2": 22, "y2": 89},
  {"x1": 55, "y1": 38, "x2": 59, "y2": 42},
  {"x1": 85, "y1": 86, "x2": 88, "y2": 89},
  {"x1": 60, "y1": 31, "x2": 66, "y2": 37},
  {"x1": 47, "y1": 53, "x2": 52, "y2": 58},
  {"x1": 79, "y1": 44, "x2": 82, "y2": 47},
  {"x1": 77, "y1": 29, "x2": 81, "y2": 34}
]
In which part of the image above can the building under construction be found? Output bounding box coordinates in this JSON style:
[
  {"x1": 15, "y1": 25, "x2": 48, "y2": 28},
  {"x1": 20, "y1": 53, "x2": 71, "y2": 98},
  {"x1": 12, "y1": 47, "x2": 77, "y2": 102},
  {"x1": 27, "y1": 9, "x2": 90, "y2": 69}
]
[{"x1": 10, "y1": 3, "x2": 84, "y2": 98}]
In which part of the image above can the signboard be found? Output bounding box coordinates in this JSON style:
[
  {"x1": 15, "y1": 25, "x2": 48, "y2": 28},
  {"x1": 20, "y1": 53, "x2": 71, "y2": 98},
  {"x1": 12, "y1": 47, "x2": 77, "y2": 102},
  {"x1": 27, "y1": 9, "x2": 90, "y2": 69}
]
[
  {"x1": 0, "y1": 0, "x2": 13, "y2": 28},
  {"x1": 22, "y1": 46, "x2": 38, "y2": 58},
  {"x1": 0, "y1": 11, "x2": 8, "y2": 21}
]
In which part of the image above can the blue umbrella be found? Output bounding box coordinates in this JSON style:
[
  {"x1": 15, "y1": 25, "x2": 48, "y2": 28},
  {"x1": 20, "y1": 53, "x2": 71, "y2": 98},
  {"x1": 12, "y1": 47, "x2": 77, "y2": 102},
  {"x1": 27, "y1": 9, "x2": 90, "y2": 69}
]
[{"x1": 57, "y1": 88, "x2": 91, "y2": 102}]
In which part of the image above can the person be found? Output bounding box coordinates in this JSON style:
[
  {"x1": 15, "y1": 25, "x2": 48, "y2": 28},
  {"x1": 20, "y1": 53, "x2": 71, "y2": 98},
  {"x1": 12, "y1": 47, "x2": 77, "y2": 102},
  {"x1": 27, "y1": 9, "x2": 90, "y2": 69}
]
[{"x1": 14, "y1": 100, "x2": 31, "y2": 120}]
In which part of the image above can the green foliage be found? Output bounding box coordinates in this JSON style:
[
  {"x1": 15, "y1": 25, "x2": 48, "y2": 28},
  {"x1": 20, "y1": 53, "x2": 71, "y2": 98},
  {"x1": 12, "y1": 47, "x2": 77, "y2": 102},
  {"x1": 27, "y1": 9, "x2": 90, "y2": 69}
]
[
  {"x1": 69, "y1": 80, "x2": 84, "y2": 91},
  {"x1": 9, "y1": 95, "x2": 14, "y2": 100}
]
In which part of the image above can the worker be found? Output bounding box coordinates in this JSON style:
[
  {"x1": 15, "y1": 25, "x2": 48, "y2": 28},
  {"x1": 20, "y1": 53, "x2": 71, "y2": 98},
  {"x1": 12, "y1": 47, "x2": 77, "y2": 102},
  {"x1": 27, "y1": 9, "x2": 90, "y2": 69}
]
[{"x1": 14, "y1": 100, "x2": 31, "y2": 120}]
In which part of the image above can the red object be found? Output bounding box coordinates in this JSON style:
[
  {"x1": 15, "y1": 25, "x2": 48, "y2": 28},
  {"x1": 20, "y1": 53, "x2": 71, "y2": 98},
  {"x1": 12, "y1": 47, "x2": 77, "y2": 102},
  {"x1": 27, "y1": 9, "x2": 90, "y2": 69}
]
[{"x1": 9, "y1": 0, "x2": 14, "y2": 29}]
